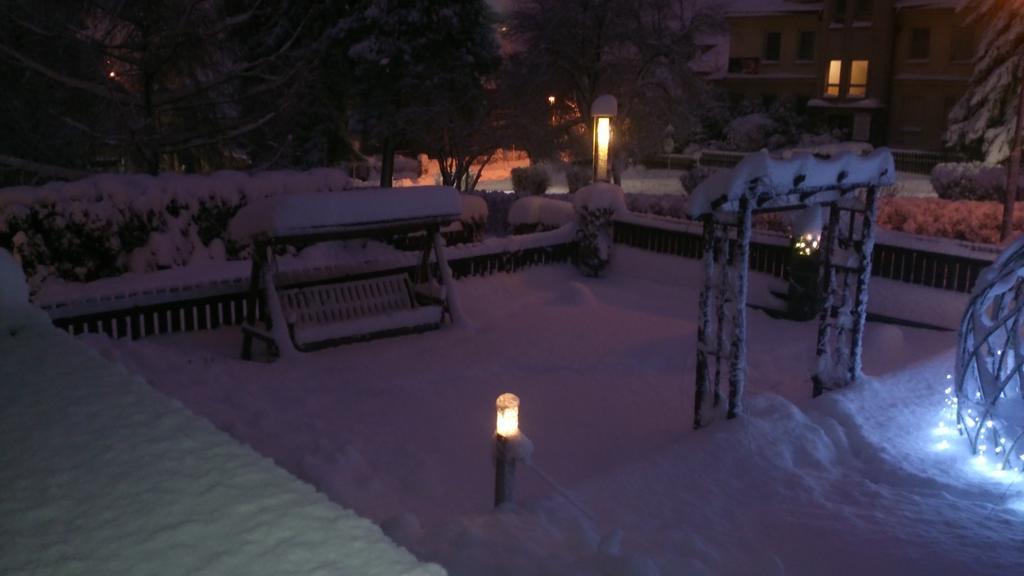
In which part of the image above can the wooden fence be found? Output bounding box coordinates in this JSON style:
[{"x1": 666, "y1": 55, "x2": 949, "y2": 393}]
[
  {"x1": 44, "y1": 217, "x2": 993, "y2": 341},
  {"x1": 613, "y1": 218, "x2": 990, "y2": 293},
  {"x1": 48, "y1": 240, "x2": 576, "y2": 339}
]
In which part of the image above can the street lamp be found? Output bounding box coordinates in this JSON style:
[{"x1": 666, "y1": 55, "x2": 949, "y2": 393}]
[{"x1": 591, "y1": 95, "x2": 617, "y2": 183}]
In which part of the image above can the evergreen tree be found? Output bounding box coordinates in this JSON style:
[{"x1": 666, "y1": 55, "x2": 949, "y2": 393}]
[
  {"x1": 945, "y1": 0, "x2": 1024, "y2": 164},
  {"x1": 335, "y1": 0, "x2": 501, "y2": 187}
]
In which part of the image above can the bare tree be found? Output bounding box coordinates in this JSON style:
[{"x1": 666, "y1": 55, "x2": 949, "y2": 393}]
[{"x1": 0, "y1": 0, "x2": 327, "y2": 182}]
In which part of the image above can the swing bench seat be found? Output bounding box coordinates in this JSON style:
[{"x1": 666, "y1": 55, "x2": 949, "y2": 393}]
[{"x1": 279, "y1": 273, "x2": 445, "y2": 350}]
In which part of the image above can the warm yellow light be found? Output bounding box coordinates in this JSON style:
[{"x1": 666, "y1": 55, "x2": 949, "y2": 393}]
[
  {"x1": 849, "y1": 60, "x2": 869, "y2": 98},
  {"x1": 548, "y1": 95, "x2": 556, "y2": 105},
  {"x1": 495, "y1": 393, "x2": 520, "y2": 437},
  {"x1": 825, "y1": 60, "x2": 842, "y2": 97},
  {"x1": 108, "y1": 71, "x2": 116, "y2": 78},
  {"x1": 595, "y1": 116, "x2": 611, "y2": 180}
]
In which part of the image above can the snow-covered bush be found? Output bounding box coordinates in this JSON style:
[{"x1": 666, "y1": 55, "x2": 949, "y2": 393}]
[
  {"x1": 573, "y1": 183, "x2": 626, "y2": 276},
  {"x1": 877, "y1": 197, "x2": 1024, "y2": 244},
  {"x1": 724, "y1": 113, "x2": 777, "y2": 151},
  {"x1": 511, "y1": 165, "x2": 550, "y2": 195},
  {"x1": 930, "y1": 162, "x2": 1007, "y2": 202},
  {"x1": 0, "y1": 169, "x2": 352, "y2": 290},
  {"x1": 678, "y1": 165, "x2": 718, "y2": 194},
  {"x1": 625, "y1": 193, "x2": 689, "y2": 220},
  {"x1": 565, "y1": 164, "x2": 593, "y2": 194},
  {"x1": 508, "y1": 196, "x2": 574, "y2": 234},
  {"x1": 458, "y1": 195, "x2": 489, "y2": 243}
]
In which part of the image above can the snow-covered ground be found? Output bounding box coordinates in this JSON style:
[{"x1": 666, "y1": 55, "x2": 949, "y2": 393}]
[
  {"x1": 83, "y1": 247, "x2": 1024, "y2": 575},
  {"x1": 0, "y1": 253, "x2": 444, "y2": 576}
]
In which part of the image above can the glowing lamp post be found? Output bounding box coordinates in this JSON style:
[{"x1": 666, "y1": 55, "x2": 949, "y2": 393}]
[
  {"x1": 591, "y1": 95, "x2": 617, "y2": 183},
  {"x1": 494, "y1": 393, "x2": 520, "y2": 507}
]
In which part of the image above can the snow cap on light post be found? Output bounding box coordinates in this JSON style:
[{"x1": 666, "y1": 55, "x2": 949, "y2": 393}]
[{"x1": 591, "y1": 95, "x2": 617, "y2": 183}]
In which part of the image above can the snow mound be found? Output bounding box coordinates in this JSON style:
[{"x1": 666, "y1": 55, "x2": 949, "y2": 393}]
[
  {"x1": 0, "y1": 317, "x2": 445, "y2": 576},
  {"x1": 574, "y1": 183, "x2": 627, "y2": 214},
  {"x1": 508, "y1": 196, "x2": 575, "y2": 228},
  {"x1": 688, "y1": 148, "x2": 895, "y2": 217},
  {"x1": 460, "y1": 194, "x2": 489, "y2": 223},
  {"x1": 229, "y1": 186, "x2": 461, "y2": 240}
]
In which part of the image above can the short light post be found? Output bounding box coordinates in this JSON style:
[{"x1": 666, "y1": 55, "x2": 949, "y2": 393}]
[
  {"x1": 494, "y1": 393, "x2": 520, "y2": 507},
  {"x1": 591, "y1": 95, "x2": 618, "y2": 183}
]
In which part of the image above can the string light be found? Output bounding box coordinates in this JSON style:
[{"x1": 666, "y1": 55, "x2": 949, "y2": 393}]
[{"x1": 793, "y1": 233, "x2": 820, "y2": 257}]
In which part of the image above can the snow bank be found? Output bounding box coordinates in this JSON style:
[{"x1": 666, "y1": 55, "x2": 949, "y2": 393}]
[
  {"x1": 507, "y1": 196, "x2": 574, "y2": 229},
  {"x1": 573, "y1": 183, "x2": 627, "y2": 214},
  {"x1": 688, "y1": 148, "x2": 896, "y2": 217},
  {"x1": 0, "y1": 314, "x2": 444, "y2": 575},
  {"x1": 228, "y1": 186, "x2": 461, "y2": 240},
  {"x1": 461, "y1": 194, "x2": 488, "y2": 223}
]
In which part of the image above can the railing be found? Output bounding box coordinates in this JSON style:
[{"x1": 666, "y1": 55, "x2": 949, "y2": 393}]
[
  {"x1": 613, "y1": 214, "x2": 992, "y2": 293},
  {"x1": 696, "y1": 148, "x2": 965, "y2": 175},
  {"x1": 47, "y1": 234, "x2": 576, "y2": 340}
]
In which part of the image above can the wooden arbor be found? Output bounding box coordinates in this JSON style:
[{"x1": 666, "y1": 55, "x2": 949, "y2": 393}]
[
  {"x1": 688, "y1": 150, "x2": 895, "y2": 429},
  {"x1": 229, "y1": 186, "x2": 463, "y2": 359}
]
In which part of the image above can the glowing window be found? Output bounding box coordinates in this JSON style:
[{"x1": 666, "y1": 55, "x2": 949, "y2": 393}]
[
  {"x1": 825, "y1": 60, "x2": 842, "y2": 97},
  {"x1": 849, "y1": 60, "x2": 869, "y2": 98}
]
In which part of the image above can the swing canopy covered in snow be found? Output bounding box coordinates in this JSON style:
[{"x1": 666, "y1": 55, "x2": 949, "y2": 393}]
[
  {"x1": 955, "y1": 236, "x2": 1024, "y2": 471},
  {"x1": 232, "y1": 186, "x2": 462, "y2": 359},
  {"x1": 691, "y1": 148, "x2": 895, "y2": 429}
]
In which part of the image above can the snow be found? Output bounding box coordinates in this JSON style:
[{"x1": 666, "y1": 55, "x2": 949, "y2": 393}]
[
  {"x1": 0, "y1": 267, "x2": 445, "y2": 576},
  {"x1": 83, "y1": 246, "x2": 1024, "y2": 575},
  {"x1": 507, "y1": 196, "x2": 574, "y2": 229},
  {"x1": 293, "y1": 306, "x2": 444, "y2": 347},
  {"x1": 688, "y1": 149, "x2": 896, "y2": 217},
  {"x1": 228, "y1": 186, "x2": 462, "y2": 240},
  {"x1": 573, "y1": 183, "x2": 627, "y2": 214},
  {"x1": 460, "y1": 194, "x2": 488, "y2": 223}
]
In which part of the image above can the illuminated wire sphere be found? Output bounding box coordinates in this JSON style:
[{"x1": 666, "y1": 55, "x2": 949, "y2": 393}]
[{"x1": 955, "y1": 237, "x2": 1024, "y2": 470}]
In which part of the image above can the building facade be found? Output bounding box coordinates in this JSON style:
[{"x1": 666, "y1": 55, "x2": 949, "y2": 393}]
[{"x1": 716, "y1": 0, "x2": 979, "y2": 151}]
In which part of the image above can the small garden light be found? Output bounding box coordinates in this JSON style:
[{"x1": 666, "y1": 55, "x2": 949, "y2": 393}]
[
  {"x1": 494, "y1": 392, "x2": 524, "y2": 507},
  {"x1": 495, "y1": 393, "x2": 520, "y2": 437}
]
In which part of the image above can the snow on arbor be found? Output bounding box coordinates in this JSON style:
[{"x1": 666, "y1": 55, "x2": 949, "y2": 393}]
[
  {"x1": 955, "y1": 235, "x2": 1024, "y2": 471},
  {"x1": 690, "y1": 149, "x2": 894, "y2": 428}
]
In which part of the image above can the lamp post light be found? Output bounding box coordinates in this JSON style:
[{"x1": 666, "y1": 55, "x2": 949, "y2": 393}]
[
  {"x1": 494, "y1": 393, "x2": 520, "y2": 507},
  {"x1": 591, "y1": 95, "x2": 618, "y2": 183}
]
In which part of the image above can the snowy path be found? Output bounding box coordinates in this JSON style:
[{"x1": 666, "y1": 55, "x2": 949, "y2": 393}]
[
  {"x1": 0, "y1": 316, "x2": 443, "y2": 575},
  {"x1": 88, "y1": 248, "x2": 1023, "y2": 575}
]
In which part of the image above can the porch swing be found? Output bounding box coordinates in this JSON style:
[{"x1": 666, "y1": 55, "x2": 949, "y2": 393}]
[{"x1": 229, "y1": 186, "x2": 463, "y2": 359}]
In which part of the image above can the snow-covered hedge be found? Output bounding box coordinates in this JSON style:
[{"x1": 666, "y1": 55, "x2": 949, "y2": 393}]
[
  {"x1": 510, "y1": 165, "x2": 551, "y2": 195},
  {"x1": 929, "y1": 162, "x2": 1008, "y2": 202},
  {"x1": 0, "y1": 170, "x2": 354, "y2": 289},
  {"x1": 877, "y1": 197, "x2": 1024, "y2": 244},
  {"x1": 508, "y1": 196, "x2": 574, "y2": 234}
]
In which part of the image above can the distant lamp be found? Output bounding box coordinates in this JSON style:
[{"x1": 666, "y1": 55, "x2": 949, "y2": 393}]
[
  {"x1": 591, "y1": 95, "x2": 617, "y2": 182},
  {"x1": 495, "y1": 393, "x2": 520, "y2": 437},
  {"x1": 547, "y1": 95, "x2": 556, "y2": 105}
]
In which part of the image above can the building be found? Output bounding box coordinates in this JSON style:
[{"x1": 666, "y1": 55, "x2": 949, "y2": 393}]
[{"x1": 716, "y1": 0, "x2": 979, "y2": 151}]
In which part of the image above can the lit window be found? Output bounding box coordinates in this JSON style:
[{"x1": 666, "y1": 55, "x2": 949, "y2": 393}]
[
  {"x1": 825, "y1": 60, "x2": 842, "y2": 97},
  {"x1": 849, "y1": 60, "x2": 869, "y2": 97}
]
